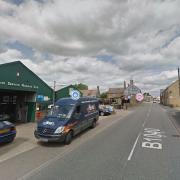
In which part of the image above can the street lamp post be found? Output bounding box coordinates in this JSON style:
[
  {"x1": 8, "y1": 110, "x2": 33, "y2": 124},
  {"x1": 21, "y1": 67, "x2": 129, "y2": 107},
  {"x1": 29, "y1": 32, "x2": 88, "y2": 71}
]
[{"x1": 51, "y1": 82, "x2": 67, "y2": 106}]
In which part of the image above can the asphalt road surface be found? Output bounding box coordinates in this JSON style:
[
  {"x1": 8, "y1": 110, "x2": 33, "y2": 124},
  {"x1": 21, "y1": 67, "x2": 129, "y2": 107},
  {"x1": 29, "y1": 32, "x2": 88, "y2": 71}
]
[{"x1": 0, "y1": 103, "x2": 180, "y2": 180}]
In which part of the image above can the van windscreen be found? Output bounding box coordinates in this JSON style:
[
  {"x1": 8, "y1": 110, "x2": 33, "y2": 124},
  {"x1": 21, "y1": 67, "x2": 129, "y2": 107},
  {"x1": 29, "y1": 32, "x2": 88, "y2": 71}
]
[{"x1": 48, "y1": 105, "x2": 74, "y2": 119}]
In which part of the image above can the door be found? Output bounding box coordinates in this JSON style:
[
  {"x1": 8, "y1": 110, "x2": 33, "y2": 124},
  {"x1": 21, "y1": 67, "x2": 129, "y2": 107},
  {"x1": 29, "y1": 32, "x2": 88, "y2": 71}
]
[
  {"x1": 82, "y1": 103, "x2": 94, "y2": 130},
  {"x1": 27, "y1": 102, "x2": 36, "y2": 122},
  {"x1": 71, "y1": 105, "x2": 82, "y2": 135},
  {"x1": 86, "y1": 103, "x2": 97, "y2": 127}
]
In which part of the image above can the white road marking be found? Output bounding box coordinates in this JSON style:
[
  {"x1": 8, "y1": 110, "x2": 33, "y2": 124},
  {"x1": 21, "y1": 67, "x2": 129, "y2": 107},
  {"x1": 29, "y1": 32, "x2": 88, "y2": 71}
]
[
  {"x1": 128, "y1": 105, "x2": 153, "y2": 161},
  {"x1": 142, "y1": 128, "x2": 166, "y2": 150},
  {"x1": 127, "y1": 132, "x2": 141, "y2": 161},
  {"x1": 142, "y1": 105, "x2": 152, "y2": 128},
  {"x1": 142, "y1": 121, "x2": 146, "y2": 127}
]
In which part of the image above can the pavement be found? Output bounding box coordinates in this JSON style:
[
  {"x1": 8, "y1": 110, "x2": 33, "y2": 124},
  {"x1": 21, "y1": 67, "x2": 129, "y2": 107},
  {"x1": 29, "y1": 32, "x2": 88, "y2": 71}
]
[
  {"x1": 0, "y1": 108, "x2": 130, "y2": 165},
  {"x1": 161, "y1": 105, "x2": 180, "y2": 134},
  {"x1": 0, "y1": 122, "x2": 37, "y2": 163},
  {"x1": 173, "y1": 107, "x2": 180, "y2": 111}
]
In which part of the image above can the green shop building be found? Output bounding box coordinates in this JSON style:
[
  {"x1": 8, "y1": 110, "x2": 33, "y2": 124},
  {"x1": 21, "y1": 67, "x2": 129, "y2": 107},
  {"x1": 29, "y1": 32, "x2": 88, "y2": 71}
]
[
  {"x1": 0, "y1": 61, "x2": 53, "y2": 123},
  {"x1": 55, "y1": 85, "x2": 82, "y2": 101}
]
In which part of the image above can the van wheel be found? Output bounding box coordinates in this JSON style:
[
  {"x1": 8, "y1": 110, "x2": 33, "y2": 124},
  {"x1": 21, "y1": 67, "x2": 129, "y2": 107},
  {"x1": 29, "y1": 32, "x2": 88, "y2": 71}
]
[
  {"x1": 91, "y1": 120, "x2": 96, "y2": 129},
  {"x1": 64, "y1": 131, "x2": 73, "y2": 145},
  {"x1": 7, "y1": 138, "x2": 15, "y2": 143},
  {"x1": 100, "y1": 112, "x2": 104, "y2": 116}
]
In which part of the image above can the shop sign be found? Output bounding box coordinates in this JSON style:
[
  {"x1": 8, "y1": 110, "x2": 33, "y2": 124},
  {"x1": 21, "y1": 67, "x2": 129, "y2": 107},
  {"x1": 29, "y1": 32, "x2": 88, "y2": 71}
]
[
  {"x1": 36, "y1": 95, "x2": 44, "y2": 101},
  {"x1": 44, "y1": 96, "x2": 50, "y2": 101},
  {"x1": 0, "y1": 81, "x2": 5, "y2": 85},
  {"x1": 36, "y1": 95, "x2": 50, "y2": 102},
  {"x1": 0, "y1": 81, "x2": 39, "y2": 90}
]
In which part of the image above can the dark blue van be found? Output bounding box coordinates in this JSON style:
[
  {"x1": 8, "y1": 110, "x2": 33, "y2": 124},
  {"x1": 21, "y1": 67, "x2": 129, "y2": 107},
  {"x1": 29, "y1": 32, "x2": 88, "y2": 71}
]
[{"x1": 34, "y1": 97, "x2": 99, "y2": 144}]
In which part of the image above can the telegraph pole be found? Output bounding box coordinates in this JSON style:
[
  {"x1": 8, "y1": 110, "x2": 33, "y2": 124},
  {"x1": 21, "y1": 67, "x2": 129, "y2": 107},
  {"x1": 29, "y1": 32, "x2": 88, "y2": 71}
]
[
  {"x1": 53, "y1": 80, "x2": 56, "y2": 106},
  {"x1": 178, "y1": 67, "x2": 180, "y2": 96}
]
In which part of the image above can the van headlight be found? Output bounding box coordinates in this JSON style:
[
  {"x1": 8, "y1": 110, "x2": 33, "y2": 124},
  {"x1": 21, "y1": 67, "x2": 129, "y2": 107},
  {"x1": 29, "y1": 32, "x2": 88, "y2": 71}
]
[{"x1": 54, "y1": 126, "x2": 64, "y2": 134}]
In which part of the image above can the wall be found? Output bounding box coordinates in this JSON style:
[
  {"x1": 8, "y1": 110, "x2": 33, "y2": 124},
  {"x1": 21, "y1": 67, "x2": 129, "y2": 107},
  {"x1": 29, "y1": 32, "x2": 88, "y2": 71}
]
[{"x1": 161, "y1": 80, "x2": 180, "y2": 107}]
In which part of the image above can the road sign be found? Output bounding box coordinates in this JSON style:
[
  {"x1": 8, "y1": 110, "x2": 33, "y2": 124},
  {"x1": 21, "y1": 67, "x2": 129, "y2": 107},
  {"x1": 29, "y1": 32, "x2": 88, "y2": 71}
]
[
  {"x1": 136, "y1": 93, "x2": 144, "y2": 102},
  {"x1": 70, "y1": 90, "x2": 80, "y2": 100}
]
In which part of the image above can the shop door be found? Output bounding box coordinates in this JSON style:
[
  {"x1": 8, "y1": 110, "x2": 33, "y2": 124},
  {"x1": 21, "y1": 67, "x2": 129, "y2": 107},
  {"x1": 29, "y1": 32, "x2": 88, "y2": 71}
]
[{"x1": 27, "y1": 102, "x2": 36, "y2": 122}]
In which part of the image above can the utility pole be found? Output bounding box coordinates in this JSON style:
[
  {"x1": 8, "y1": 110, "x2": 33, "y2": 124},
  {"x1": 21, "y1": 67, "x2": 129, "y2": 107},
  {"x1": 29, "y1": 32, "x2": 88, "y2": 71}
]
[
  {"x1": 53, "y1": 80, "x2": 56, "y2": 106},
  {"x1": 178, "y1": 67, "x2": 180, "y2": 96}
]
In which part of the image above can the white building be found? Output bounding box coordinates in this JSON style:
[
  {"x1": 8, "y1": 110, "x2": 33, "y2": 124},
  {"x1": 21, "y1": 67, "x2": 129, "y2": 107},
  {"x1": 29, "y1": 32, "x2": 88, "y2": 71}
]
[{"x1": 124, "y1": 80, "x2": 141, "y2": 96}]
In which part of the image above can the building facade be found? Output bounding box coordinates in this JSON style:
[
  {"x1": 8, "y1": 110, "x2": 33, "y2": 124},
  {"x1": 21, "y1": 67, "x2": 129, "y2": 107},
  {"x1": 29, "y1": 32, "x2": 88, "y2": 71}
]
[
  {"x1": 55, "y1": 85, "x2": 82, "y2": 100},
  {"x1": 160, "y1": 80, "x2": 180, "y2": 107},
  {"x1": 143, "y1": 93, "x2": 153, "y2": 102},
  {"x1": 81, "y1": 86, "x2": 100, "y2": 98},
  {"x1": 124, "y1": 80, "x2": 141, "y2": 96},
  {"x1": 107, "y1": 88, "x2": 124, "y2": 99},
  {"x1": 0, "y1": 61, "x2": 53, "y2": 123}
]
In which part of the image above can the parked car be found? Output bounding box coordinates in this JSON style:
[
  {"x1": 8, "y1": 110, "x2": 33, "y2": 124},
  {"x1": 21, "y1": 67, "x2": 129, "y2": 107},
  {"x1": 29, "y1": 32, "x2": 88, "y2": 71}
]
[
  {"x1": 99, "y1": 105, "x2": 113, "y2": 116},
  {"x1": 106, "y1": 105, "x2": 114, "y2": 113},
  {"x1": 34, "y1": 97, "x2": 99, "y2": 144},
  {"x1": 0, "y1": 114, "x2": 16, "y2": 143}
]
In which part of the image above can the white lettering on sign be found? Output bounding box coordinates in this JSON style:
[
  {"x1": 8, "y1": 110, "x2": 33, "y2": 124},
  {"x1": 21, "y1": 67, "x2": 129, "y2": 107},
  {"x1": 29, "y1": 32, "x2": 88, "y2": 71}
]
[
  {"x1": 1, "y1": 81, "x2": 38, "y2": 89},
  {"x1": 33, "y1": 85, "x2": 39, "y2": 89},
  {"x1": 8, "y1": 82, "x2": 20, "y2": 87},
  {"x1": 0, "y1": 81, "x2": 5, "y2": 85},
  {"x1": 142, "y1": 128, "x2": 166, "y2": 150},
  {"x1": 21, "y1": 84, "x2": 33, "y2": 88}
]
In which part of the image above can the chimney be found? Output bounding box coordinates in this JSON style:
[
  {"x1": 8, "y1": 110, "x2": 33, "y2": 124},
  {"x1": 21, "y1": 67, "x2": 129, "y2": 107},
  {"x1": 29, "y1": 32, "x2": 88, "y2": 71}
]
[
  {"x1": 124, "y1": 81, "x2": 126, "y2": 89},
  {"x1": 96, "y1": 86, "x2": 100, "y2": 98}
]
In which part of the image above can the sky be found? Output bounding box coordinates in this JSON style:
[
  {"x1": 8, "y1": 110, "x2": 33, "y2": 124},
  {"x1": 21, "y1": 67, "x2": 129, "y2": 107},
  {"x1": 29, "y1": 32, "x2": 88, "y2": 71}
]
[{"x1": 0, "y1": 0, "x2": 180, "y2": 96}]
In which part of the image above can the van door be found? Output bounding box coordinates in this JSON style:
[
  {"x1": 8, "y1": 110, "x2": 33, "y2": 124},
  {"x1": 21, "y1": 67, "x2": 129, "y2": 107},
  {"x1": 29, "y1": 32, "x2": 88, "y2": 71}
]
[
  {"x1": 71, "y1": 105, "x2": 82, "y2": 135},
  {"x1": 82, "y1": 103, "x2": 94, "y2": 130},
  {"x1": 86, "y1": 102, "x2": 98, "y2": 127},
  {"x1": 80, "y1": 103, "x2": 89, "y2": 131}
]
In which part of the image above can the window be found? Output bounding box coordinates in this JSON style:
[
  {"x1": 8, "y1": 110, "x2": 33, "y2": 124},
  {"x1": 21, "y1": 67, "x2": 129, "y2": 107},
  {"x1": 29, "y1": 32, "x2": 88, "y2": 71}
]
[{"x1": 76, "y1": 105, "x2": 81, "y2": 114}]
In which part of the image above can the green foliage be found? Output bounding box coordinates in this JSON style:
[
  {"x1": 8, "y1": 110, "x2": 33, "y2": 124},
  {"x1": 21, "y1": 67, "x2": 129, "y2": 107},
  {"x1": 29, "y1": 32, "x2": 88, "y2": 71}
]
[
  {"x1": 143, "y1": 92, "x2": 151, "y2": 96},
  {"x1": 74, "y1": 83, "x2": 88, "y2": 90},
  {"x1": 100, "y1": 92, "x2": 107, "y2": 99}
]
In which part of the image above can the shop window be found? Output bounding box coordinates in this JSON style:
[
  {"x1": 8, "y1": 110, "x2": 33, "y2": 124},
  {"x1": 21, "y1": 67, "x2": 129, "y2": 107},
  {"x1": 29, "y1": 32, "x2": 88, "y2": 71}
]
[{"x1": 3, "y1": 96, "x2": 9, "y2": 103}]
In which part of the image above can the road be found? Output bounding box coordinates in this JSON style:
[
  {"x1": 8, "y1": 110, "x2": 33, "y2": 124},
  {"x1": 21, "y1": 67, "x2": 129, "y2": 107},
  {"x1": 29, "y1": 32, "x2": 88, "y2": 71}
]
[{"x1": 0, "y1": 103, "x2": 180, "y2": 180}]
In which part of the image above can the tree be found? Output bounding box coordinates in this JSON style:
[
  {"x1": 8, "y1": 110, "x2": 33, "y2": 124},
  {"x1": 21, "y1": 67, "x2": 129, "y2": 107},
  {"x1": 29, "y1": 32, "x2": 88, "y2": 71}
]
[
  {"x1": 100, "y1": 92, "x2": 107, "y2": 99},
  {"x1": 143, "y1": 92, "x2": 150, "y2": 96},
  {"x1": 74, "y1": 83, "x2": 88, "y2": 90}
]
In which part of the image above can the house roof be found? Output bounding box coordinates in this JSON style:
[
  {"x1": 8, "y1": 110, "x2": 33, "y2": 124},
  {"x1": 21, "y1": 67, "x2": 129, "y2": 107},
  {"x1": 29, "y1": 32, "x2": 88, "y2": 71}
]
[
  {"x1": 0, "y1": 61, "x2": 50, "y2": 87},
  {"x1": 108, "y1": 88, "x2": 124, "y2": 94},
  {"x1": 0, "y1": 61, "x2": 53, "y2": 95},
  {"x1": 81, "y1": 89, "x2": 97, "y2": 97}
]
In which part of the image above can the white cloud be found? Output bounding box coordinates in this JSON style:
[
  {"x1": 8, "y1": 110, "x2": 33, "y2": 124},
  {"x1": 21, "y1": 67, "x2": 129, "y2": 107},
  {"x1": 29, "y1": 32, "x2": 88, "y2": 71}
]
[
  {"x1": 0, "y1": 49, "x2": 23, "y2": 63},
  {"x1": 0, "y1": 0, "x2": 180, "y2": 95}
]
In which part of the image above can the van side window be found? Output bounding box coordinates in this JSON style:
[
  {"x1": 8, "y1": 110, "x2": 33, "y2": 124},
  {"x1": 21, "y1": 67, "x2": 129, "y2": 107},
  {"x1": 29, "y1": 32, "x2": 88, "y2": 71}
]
[{"x1": 76, "y1": 105, "x2": 81, "y2": 114}]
